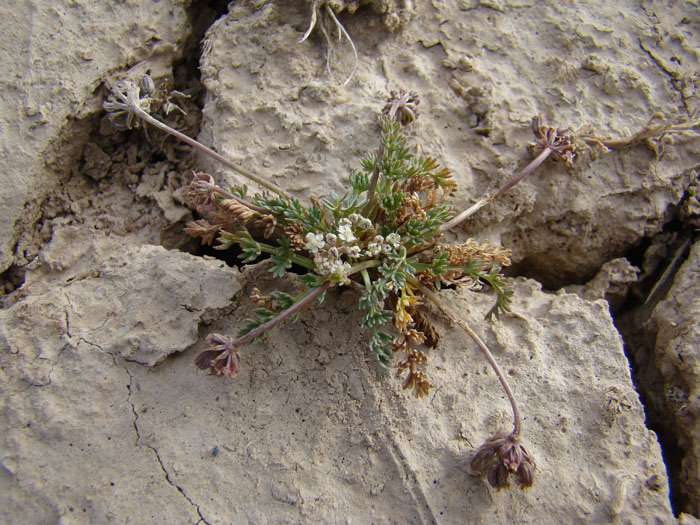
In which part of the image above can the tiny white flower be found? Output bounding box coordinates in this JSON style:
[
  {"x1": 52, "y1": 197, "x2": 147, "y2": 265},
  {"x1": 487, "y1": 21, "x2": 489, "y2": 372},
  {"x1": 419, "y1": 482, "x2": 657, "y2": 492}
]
[
  {"x1": 329, "y1": 260, "x2": 352, "y2": 275},
  {"x1": 329, "y1": 261, "x2": 342, "y2": 274},
  {"x1": 382, "y1": 244, "x2": 393, "y2": 255},
  {"x1": 348, "y1": 213, "x2": 362, "y2": 223},
  {"x1": 359, "y1": 218, "x2": 372, "y2": 230},
  {"x1": 346, "y1": 245, "x2": 361, "y2": 258},
  {"x1": 338, "y1": 224, "x2": 356, "y2": 242},
  {"x1": 366, "y1": 241, "x2": 382, "y2": 256},
  {"x1": 305, "y1": 232, "x2": 325, "y2": 253},
  {"x1": 319, "y1": 260, "x2": 333, "y2": 275},
  {"x1": 339, "y1": 217, "x2": 352, "y2": 227},
  {"x1": 325, "y1": 233, "x2": 338, "y2": 244},
  {"x1": 386, "y1": 233, "x2": 401, "y2": 248}
]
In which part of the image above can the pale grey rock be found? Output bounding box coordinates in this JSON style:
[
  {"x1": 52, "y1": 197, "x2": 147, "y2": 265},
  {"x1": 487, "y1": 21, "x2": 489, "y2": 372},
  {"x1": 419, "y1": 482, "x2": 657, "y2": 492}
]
[
  {"x1": 0, "y1": 248, "x2": 674, "y2": 522},
  {"x1": 637, "y1": 239, "x2": 700, "y2": 516},
  {"x1": 0, "y1": 226, "x2": 241, "y2": 523},
  {"x1": 15, "y1": 226, "x2": 241, "y2": 367},
  {"x1": 566, "y1": 258, "x2": 639, "y2": 313},
  {"x1": 0, "y1": 0, "x2": 193, "y2": 272}
]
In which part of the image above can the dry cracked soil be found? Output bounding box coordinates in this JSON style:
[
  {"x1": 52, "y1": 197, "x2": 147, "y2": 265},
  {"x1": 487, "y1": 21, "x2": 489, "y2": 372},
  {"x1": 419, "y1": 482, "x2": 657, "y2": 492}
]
[{"x1": 1, "y1": 1, "x2": 699, "y2": 524}]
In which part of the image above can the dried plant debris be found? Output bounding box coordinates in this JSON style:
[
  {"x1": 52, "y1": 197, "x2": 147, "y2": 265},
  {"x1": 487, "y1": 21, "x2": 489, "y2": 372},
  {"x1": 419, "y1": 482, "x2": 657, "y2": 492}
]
[
  {"x1": 298, "y1": 1, "x2": 414, "y2": 84},
  {"x1": 103, "y1": 67, "x2": 698, "y2": 491},
  {"x1": 310, "y1": 0, "x2": 414, "y2": 31},
  {"x1": 441, "y1": 111, "x2": 699, "y2": 232}
]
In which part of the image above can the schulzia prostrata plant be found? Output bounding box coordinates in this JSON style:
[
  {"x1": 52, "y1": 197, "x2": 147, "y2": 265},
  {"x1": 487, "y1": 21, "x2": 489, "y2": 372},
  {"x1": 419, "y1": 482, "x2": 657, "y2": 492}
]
[{"x1": 103, "y1": 74, "x2": 698, "y2": 490}]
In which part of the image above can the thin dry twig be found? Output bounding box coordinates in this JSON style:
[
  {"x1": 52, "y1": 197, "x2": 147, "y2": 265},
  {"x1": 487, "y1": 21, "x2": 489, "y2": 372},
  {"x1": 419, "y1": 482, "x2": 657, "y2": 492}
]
[
  {"x1": 298, "y1": 1, "x2": 359, "y2": 86},
  {"x1": 103, "y1": 80, "x2": 292, "y2": 199}
]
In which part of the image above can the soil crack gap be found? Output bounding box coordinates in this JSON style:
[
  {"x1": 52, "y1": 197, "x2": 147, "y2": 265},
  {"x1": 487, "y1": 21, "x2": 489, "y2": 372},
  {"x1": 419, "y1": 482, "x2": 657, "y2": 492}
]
[
  {"x1": 124, "y1": 365, "x2": 211, "y2": 524},
  {"x1": 613, "y1": 222, "x2": 696, "y2": 516}
]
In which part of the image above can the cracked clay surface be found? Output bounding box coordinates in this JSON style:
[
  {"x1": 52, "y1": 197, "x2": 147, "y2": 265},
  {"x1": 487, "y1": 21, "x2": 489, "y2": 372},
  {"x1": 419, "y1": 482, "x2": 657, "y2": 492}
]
[{"x1": 1, "y1": 0, "x2": 698, "y2": 523}]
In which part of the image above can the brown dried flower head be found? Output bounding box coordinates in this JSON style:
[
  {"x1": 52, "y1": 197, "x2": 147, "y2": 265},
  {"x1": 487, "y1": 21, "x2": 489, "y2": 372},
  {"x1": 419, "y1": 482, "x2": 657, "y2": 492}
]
[
  {"x1": 218, "y1": 199, "x2": 259, "y2": 224},
  {"x1": 187, "y1": 172, "x2": 216, "y2": 212},
  {"x1": 383, "y1": 89, "x2": 420, "y2": 126},
  {"x1": 401, "y1": 368, "x2": 432, "y2": 398},
  {"x1": 184, "y1": 219, "x2": 219, "y2": 246},
  {"x1": 404, "y1": 173, "x2": 434, "y2": 193},
  {"x1": 470, "y1": 431, "x2": 536, "y2": 489},
  {"x1": 444, "y1": 239, "x2": 512, "y2": 268},
  {"x1": 194, "y1": 333, "x2": 242, "y2": 378},
  {"x1": 530, "y1": 116, "x2": 576, "y2": 165}
]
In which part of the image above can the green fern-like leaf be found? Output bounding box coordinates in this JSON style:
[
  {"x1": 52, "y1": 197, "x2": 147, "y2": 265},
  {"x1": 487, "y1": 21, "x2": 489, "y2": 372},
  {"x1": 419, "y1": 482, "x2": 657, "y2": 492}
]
[{"x1": 270, "y1": 238, "x2": 294, "y2": 277}]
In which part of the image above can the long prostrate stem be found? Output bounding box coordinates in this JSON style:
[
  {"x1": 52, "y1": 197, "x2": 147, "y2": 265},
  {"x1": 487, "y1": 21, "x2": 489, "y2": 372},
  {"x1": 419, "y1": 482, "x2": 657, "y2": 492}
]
[
  {"x1": 411, "y1": 278, "x2": 521, "y2": 437},
  {"x1": 440, "y1": 113, "x2": 700, "y2": 233},
  {"x1": 440, "y1": 147, "x2": 553, "y2": 232},
  {"x1": 235, "y1": 281, "x2": 332, "y2": 348},
  {"x1": 229, "y1": 250, "x2": 380, "y2": 350},
  {"x1": 580, "y1": 115, "x2": 700, "y2": 150},
  {"x1": 134, "y1": 107, "x2": 292, "y2": 200}
]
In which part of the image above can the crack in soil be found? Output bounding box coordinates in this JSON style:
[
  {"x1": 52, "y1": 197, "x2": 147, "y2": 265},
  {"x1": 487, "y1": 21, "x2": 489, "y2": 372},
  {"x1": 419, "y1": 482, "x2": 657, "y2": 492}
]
[
  {"x1": 124, "y1": 366, "x2": 210, "y2": 525},
  {"x1": 613, "y1": 224, "x2": 697, "y2": 516},
  {"x1": 638, "y1": 38, "x2": 691, "y2": 114}
]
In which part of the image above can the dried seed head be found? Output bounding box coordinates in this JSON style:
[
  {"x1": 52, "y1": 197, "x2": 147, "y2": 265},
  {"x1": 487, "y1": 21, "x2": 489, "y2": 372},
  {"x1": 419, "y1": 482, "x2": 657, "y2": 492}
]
[
  {"x1": 414, "y1": 269, "x2": 436, "y2": 287},
  {"x1": 187, "y1": 172, "x2": 216, "y2": 212},
  {"x1": 396, "y1": 193, "x2": 428, "y2": 225},
  {"x1": 184, "y1": 219, "x2": 219, "y2": 246},
  {"x1": 530, "y1": 116, "x2": 577, "y2": 165},
  {"x1": 194, "y1": 333, "x2": 242, "y2": 378},
  {"x1": 470, "y1": 431, "x2": 536, "y2": 489},
  {"x1": 218, "y1": 199, "x2": 259, "y2": 224},
  {"x1": 402, "y1": 369, "x2": 432, "y2": 398},
  {"x1": 425, "y1": 188, "x2": 440, "y2": 209},
  {"x1": 103, "y1": 79, "x2": 153, "y2": 130},
  {"x1": 405, "y1": 328, "x2": 426, "y2": 345},
  {"x1": 383, "y1": 89, "x2": 420, "y2": 126},
  {"x1": 443, "y1": 239, "x2": 512, "y2": 268},
  {"x1": 392, "y1": 336, "x2": 410, "y2": 355},
  {"x1": 285, "y1": 222, "x2": 307, "y2": 251},
  {"x1": 404, "y1": 174, "x2": 434, "y2": 193}
]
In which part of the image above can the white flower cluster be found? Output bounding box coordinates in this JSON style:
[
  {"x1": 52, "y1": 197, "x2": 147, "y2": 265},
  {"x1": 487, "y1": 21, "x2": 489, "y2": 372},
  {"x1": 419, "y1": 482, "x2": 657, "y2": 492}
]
[
  {"x1": 305, "y1": 229, "x2": 358, "y2": 284},
  {"x1": 364, "y1": 232, "x2": 401, "y2": 257},
  {"x1": 348, "y1": 213, "x2": 373, "y2": 230},
  {"x1": 304, "y1": 214, "x2": 403, "y2": 284}
]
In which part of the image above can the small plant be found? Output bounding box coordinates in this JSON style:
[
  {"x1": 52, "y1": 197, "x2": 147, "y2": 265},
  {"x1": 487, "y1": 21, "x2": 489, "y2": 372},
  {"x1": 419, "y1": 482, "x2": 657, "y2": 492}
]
[{"x1": 103, "y1": 74, "x2": 698, "y2": 490}]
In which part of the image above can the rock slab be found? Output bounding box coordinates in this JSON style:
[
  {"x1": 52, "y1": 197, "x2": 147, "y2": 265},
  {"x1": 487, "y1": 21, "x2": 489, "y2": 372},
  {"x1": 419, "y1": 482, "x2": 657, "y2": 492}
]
[{"x1": 0, "y1": 228, "x2": 673, "y2": 523}]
